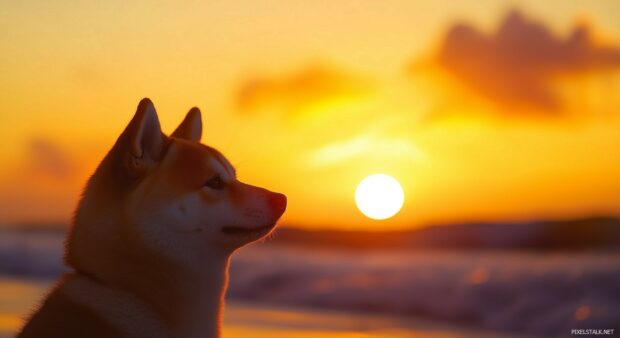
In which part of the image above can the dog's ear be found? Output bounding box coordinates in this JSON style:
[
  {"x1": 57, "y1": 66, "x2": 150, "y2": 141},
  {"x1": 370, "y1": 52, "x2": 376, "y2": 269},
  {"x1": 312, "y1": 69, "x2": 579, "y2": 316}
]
[
  {"x1": 171, "y1": 107, "x2": 202, "y2": 142},
  {"x1": 120, "y1": 98, "x2": 167, "y2": 177}
]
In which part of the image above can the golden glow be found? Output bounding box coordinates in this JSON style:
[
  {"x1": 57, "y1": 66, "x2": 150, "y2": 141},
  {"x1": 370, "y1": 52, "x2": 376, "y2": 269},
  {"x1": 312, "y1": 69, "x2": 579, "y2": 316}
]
[
  {"x1": 1, "y1": 1, "x2": 620, "y2": 230},
  {"x1": 0, "y1": 314, "x2": 21, "y2": 332},
  {"x1": 355, "y1": 174, "x2": 404, "y2": 220}
]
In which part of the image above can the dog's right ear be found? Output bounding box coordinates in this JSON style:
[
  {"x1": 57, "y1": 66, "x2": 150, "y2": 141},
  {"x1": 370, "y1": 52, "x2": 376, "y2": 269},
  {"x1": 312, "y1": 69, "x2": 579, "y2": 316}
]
[
  {"x1": 171, "y1": 107, "x2": 202, "y2": 142},
  {"x1": 118, "y1": 98, "x2": 167, "y2": 177}
]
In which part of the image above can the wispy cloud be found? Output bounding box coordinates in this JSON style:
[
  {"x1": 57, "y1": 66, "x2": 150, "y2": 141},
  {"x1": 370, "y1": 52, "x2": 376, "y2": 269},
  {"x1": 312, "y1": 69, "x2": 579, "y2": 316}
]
[
  {"x1": 235, "y1": 64, "x2": 372, "y2": 116},
  {"x1": 26, "y1": 137, "x2": 76, "y2": 180},
  {"x1": 306, "y1": 135, "x2": 425, "y2": 169}
]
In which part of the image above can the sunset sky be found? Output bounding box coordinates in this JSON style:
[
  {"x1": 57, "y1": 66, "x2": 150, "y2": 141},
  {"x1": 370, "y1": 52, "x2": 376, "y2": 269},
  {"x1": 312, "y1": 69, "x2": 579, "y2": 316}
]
[{"x1": 1, "y1": 0, "x2": 620, "y2": 230}]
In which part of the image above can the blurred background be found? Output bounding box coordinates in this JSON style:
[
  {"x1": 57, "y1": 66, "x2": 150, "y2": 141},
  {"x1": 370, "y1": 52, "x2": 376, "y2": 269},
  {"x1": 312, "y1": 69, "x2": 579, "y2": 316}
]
[{"x1": 1, "y1": 0, "x2": 620, "y2": 337}]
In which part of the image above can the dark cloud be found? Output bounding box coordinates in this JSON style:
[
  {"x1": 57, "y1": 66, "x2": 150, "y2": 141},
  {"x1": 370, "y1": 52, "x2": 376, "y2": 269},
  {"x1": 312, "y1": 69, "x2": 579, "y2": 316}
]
[
  {"x1": 27, "y1": 137, "x2": 75, "y2": 180},
  {"x1": 435, "y1": 10, "x2": 620, "y2": 111},
  {"x1": 236, "y1": 64, "x2": 370, "y2": 114}
]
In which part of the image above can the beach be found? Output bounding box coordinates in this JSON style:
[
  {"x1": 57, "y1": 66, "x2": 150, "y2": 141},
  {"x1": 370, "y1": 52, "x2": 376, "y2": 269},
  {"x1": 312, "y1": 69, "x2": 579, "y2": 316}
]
[{"x1": 0, "y1": 276, "x2": 525, "y2": 338}]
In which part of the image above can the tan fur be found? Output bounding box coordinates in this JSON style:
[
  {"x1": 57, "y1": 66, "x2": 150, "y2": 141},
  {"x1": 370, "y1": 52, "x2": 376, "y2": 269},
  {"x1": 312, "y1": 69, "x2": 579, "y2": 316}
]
[{"x1": 18, "y1": 98, "x2": 287, "y2": 338}]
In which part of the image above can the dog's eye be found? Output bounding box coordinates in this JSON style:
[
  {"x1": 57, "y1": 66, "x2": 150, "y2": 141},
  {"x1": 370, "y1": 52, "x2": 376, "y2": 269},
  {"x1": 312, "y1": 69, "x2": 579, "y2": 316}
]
[{"x1": 204, "y1": 175, "x2": 226, "y2": 190}]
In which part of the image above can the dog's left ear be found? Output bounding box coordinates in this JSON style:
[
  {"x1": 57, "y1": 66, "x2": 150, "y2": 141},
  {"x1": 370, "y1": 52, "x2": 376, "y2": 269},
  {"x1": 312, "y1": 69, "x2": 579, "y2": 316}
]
[
  {"x1": 171, "y1": 107, "x2": 202, "y2": 142},
  {"x1": 120, "y1": 98, "x2": 167, "y2": 177}
]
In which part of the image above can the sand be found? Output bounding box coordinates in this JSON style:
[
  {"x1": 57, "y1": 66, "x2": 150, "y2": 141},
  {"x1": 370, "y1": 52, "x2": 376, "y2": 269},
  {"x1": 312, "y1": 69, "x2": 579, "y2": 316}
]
[{"x1": 0, "y1": 277, "x2": 524, "y2": 338}]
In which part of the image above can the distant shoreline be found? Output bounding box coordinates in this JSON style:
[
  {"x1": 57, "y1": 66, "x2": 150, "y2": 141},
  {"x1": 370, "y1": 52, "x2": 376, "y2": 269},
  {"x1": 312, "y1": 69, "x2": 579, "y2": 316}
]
[{"x1": 3, "y1": 215, "x2": 619, "y2": 251}]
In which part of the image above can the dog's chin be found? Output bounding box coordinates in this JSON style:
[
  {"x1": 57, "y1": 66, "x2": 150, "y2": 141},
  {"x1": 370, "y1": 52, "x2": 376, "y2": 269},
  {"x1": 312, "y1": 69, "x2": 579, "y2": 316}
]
[{"x1": 220, "y1": 223, "x2": 276, "y2": 243}]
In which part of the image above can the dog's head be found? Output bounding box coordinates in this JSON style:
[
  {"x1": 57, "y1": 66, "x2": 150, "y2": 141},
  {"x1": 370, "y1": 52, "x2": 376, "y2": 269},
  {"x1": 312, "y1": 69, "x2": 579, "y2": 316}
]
[{"x1": 68, "y1": 99, "x2": 286, "y2": 272}]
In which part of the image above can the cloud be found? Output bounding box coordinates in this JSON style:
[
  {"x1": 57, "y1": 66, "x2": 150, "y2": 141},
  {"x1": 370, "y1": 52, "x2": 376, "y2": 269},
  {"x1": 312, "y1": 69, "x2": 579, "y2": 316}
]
[
  {"x1": 305, "y1": 135, "x2": 425, "y2": 169},
  {"x1": 235, "y1": 64, "x2": 371, "y2": 115},
  {"x1": 26, "y1": 137, "x2": 76, "y2": 180},
  {"x1": 434, "y1": 10, "x2": 620, "y2": 111},
  {"x1": 73, "y1": 66, "x2": 108, "y2": 89}
]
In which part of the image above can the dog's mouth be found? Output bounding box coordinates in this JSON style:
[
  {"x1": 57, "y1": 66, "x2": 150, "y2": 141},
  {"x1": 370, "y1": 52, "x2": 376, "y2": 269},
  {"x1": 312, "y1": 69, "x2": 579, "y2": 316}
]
[{"x1": 221, "y1": 223, "x2": 275, "y2": 235}]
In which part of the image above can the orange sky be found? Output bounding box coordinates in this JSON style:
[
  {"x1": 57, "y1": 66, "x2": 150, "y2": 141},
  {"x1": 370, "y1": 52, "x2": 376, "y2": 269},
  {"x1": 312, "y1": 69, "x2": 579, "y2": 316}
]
[{"x1": 1, "y1": 0, "x2": 620, "y2": 230}]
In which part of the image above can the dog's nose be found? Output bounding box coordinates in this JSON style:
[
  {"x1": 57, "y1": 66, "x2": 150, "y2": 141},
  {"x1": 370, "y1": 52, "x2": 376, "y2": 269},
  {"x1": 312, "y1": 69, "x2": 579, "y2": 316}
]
[{"x1": 268, "y1": 193, "x2": 287, "y2": 216}]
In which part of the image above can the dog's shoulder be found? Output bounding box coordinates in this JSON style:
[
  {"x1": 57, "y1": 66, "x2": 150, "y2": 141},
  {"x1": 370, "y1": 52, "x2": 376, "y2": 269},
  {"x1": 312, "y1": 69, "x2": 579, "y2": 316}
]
[
  {"x1": 18, "y1": 276, "x2": 122, "y2": 338},
  {"x1": 19, "y1": 273, "x2": 171, "y2": 338}
]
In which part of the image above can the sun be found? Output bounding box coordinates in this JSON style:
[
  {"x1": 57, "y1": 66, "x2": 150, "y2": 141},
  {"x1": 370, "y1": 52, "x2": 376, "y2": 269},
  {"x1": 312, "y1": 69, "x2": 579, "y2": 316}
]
[{"x1": 355, "y1": 174, "x2": 404, "y2": 220}]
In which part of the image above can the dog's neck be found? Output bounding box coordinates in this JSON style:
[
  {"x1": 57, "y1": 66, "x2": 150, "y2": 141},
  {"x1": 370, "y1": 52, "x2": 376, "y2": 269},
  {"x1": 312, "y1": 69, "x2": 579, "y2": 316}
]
[
  {"x1": 71, "y1": 246, "x2": 231, "y2": 338},
  {"x1": 127, "y1": 254, "x2": 231, "y2": 338},
  {"x1": 167, "y1": 257, "x2": 230, "y2": 338}
]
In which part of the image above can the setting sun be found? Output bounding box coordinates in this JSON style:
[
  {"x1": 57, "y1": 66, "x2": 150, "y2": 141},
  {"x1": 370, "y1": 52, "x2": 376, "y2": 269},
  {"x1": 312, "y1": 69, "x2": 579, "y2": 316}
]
[{"x1": 355, "y1": 174, "x2": 405, "y2": 220}]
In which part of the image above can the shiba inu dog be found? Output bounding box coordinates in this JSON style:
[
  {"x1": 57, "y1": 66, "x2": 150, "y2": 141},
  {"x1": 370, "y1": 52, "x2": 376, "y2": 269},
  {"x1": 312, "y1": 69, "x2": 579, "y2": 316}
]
[{"x1": 18, "y1": 98, "x2": 287, "y2": 338}]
